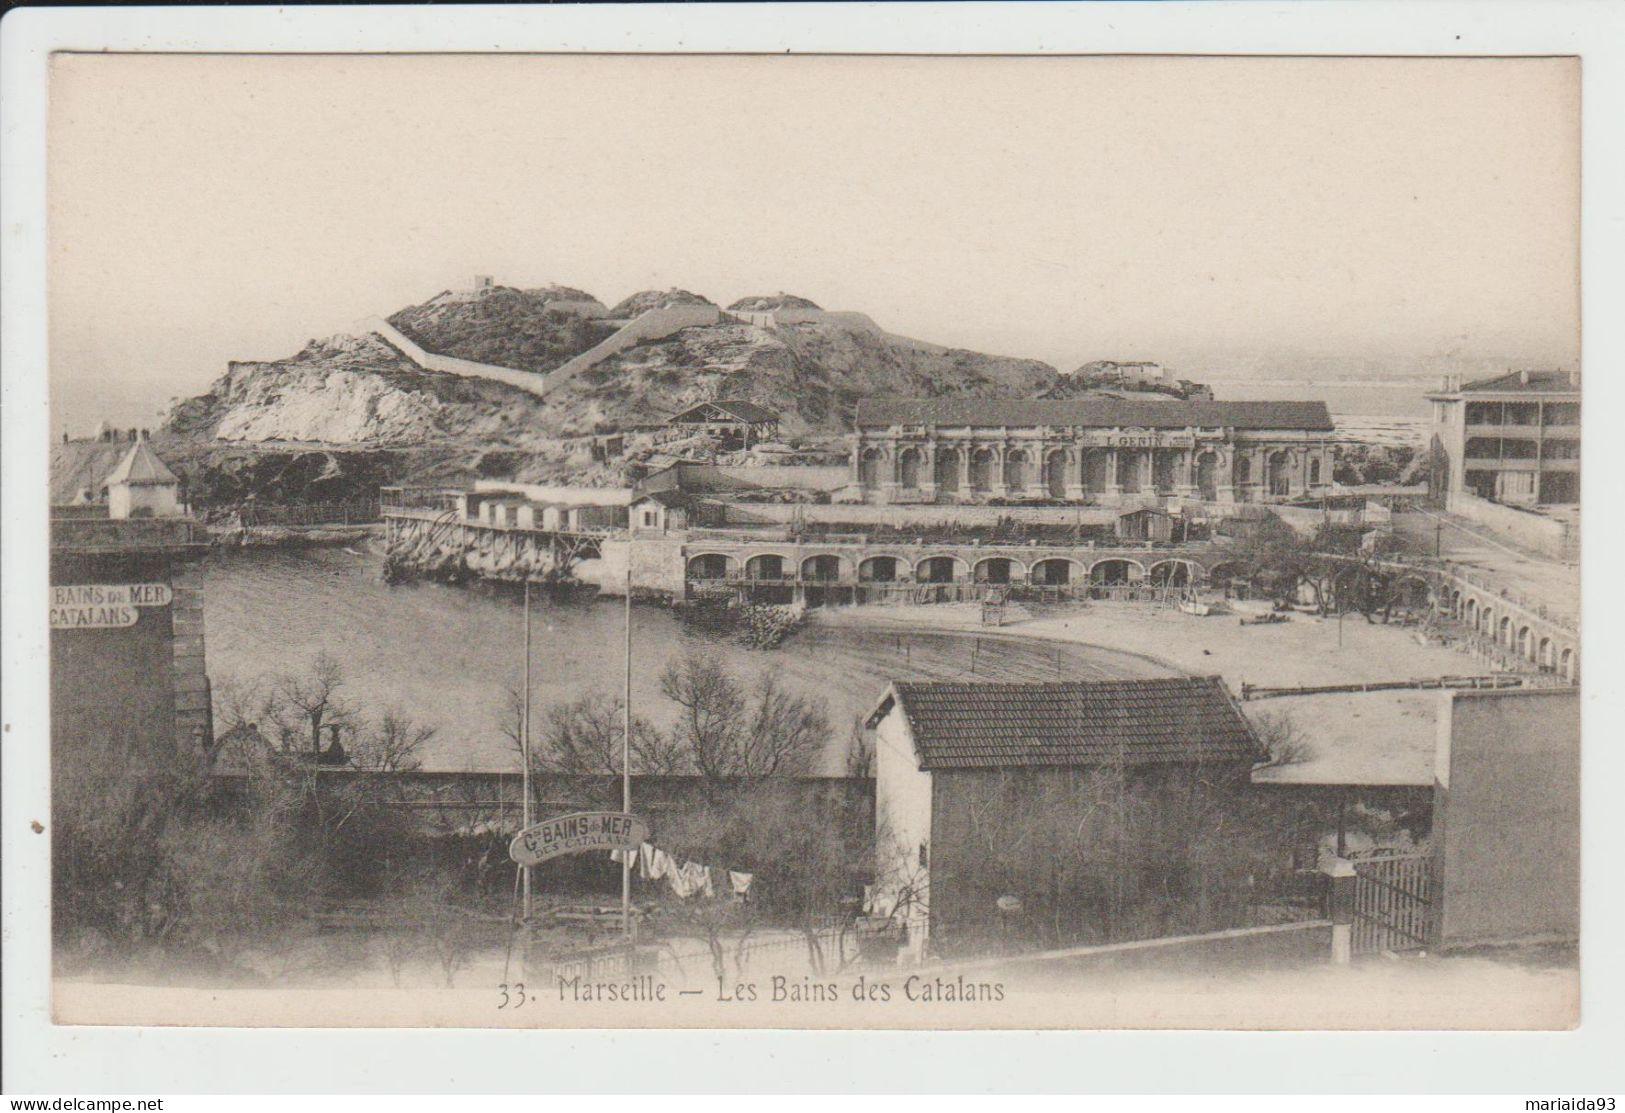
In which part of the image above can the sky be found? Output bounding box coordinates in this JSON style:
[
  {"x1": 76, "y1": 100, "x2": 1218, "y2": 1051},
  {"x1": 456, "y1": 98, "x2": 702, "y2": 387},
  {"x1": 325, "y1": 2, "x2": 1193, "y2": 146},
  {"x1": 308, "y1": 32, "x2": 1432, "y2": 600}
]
[{"x1": 48, "y1": 53, "x2": 1579, "y2": 433}]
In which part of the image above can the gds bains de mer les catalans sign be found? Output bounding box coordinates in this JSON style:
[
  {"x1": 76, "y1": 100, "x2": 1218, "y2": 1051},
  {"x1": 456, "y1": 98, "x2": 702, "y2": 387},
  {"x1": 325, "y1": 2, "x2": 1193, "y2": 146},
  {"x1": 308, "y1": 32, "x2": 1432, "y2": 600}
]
[
  {"x1": 509, "y1": 812, "x2": 651, "y2": 867},
  {"x1": 49, "y1": 583, "x2": 174, "y2": 629}
]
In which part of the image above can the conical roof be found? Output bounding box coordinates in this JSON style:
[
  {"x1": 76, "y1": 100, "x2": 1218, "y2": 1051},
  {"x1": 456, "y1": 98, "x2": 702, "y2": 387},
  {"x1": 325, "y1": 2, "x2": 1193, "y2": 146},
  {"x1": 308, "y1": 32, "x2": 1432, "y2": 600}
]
[{"x1": 104, "y1": 439, "x2": 179, "y2": 487}]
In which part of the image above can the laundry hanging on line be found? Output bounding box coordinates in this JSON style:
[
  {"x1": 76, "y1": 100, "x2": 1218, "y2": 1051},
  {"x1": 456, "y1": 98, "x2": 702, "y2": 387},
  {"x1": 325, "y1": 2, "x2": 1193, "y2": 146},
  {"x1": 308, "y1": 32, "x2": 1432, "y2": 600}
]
[{"x1": 608, "y1": 841, "x2": 753, "y2": 901}]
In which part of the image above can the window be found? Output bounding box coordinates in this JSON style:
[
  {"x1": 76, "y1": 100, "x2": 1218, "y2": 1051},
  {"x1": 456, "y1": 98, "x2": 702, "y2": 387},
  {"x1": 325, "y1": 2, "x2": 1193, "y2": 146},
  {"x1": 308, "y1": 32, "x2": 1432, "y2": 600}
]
[{"x1": 642, "y1": 510, "x2": 657, "y2": 527}]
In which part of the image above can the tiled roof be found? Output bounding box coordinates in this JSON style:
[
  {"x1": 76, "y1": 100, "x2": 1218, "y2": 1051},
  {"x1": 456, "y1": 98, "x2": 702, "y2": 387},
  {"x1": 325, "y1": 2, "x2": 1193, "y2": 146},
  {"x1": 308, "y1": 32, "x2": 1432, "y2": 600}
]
[
  {"x1": 883, "y1": 677, "x2": 1265, "y2": 770},
  {"x1": 670, "y1": 399, "x2": 781, "y2": 424},
  {"x1": 855, "y1": 397, "x2": 1334, "y2": 431},
  {"x1": 103, "y1": 440, "x2": 179, "y2": 487},
  {"x1": 1459, "y1": 369, "x2": 1580, "y2": 394}
]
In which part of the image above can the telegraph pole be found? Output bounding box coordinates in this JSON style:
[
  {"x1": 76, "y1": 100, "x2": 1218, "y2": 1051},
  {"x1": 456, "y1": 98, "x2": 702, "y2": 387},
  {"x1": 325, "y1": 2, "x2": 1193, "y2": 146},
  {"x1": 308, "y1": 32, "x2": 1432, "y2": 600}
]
[
  {"x1": 622, "y1": 558, "x2": 634, "y2": 937},
  {"x1": 522, "y1": 579, "x2": 533, "y2": 923}
]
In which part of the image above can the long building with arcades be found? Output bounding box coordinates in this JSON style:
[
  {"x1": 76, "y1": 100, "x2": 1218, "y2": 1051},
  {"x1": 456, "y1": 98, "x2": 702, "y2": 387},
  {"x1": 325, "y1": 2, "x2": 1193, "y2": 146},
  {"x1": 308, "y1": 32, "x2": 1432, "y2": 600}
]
[{"x1": 850, "y1": 397, "x2": 1336, "y2": 506}]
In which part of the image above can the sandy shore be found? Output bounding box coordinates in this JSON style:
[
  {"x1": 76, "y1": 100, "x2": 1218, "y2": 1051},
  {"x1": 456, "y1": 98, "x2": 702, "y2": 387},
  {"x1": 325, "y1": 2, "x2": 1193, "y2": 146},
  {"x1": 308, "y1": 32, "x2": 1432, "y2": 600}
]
[{"x1": 812, "y1": 598, "x2": 1483, "y2": 694}]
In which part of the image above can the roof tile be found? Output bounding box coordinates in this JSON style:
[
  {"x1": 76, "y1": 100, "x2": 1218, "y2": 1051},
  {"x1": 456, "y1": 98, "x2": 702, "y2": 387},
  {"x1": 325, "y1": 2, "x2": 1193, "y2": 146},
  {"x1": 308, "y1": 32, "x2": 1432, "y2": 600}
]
[
  {"x1": 855, "y1": 397, "x2": 1334, "y2": 431},
  {"x1": 889, "y1": 677, "x2": 1265, "y2": 770}
]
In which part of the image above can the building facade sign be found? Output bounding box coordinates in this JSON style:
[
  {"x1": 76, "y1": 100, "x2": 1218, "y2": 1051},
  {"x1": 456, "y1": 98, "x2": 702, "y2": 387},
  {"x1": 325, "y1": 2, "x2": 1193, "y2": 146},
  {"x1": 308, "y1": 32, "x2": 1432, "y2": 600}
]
[
  {"x1": 1078, "y1": 431, "x2": 1198, "y2": 449},
  {"x1": 509, "y1": 811, "x2": 651, "y2": 867},
  {"x1": 48, "y1": 583, "x2": 174, "y2": 629}
]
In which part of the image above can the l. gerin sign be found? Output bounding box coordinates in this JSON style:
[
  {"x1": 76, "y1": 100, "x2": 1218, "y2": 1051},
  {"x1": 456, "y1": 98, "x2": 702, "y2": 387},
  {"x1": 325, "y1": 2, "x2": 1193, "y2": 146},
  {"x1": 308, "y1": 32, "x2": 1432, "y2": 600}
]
[
  {"x1": 49, "y1": 583, "x2": 174, "y2": 629},
  {"x1": 509, "y1": 811, "x2": 650, "y2": 867}
]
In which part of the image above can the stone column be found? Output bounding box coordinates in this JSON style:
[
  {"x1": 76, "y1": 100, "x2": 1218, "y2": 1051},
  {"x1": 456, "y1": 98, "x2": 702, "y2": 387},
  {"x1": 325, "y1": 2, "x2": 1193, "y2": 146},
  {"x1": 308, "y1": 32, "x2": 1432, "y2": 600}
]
[
  {"x1": 879, "y1": 443, "x2": 899, "y2": 504},
  {"x1": 1105, "y1": 447, "x2": 1122, "y2": 497},
  {"x1": 1064, "y1": 449, "x2": 1085, "y2": 502},
  {"x1": 1324, "y1": 857, "x2": 1357, "y2": 965},
  {"x1": 959, "y1": 445, "x2": 972, "y2": 497},
  {"x1": 992, "y1": 444, "x2": 1010, "y2": 499},
  {"x1": 1176, "y1": 448, "x2": 1198, "y2": 500},
  {"x1": 921, "y1": 437, "x2": 938, "y2": 500}
]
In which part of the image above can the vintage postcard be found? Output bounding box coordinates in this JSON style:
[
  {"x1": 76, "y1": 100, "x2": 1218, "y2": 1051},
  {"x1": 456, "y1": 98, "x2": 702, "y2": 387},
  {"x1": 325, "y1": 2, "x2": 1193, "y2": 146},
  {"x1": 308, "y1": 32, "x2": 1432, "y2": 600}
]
[{"x1": 35, "y1": 49, "x2": 1581, "y2": 1034}]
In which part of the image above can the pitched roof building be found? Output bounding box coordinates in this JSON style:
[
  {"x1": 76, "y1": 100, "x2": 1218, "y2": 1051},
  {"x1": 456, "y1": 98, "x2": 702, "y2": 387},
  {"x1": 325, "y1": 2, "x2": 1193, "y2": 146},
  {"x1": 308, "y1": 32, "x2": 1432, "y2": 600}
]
[
  {"x1": 867, "y1": 677, "x2": 1266, "y2": 958},
  {"x1": 668, "y1": 399, "x2": 781, "y2": 426},
  {"x1": 872, "y1": 677, "x2": 1264, "y2": 770}
]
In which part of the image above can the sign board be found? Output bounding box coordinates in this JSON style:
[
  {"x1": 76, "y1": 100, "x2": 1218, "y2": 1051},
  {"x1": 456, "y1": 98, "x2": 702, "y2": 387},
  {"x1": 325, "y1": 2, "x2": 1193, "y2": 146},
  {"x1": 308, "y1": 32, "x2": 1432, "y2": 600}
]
[
  {"x1": 1078, "y1": 432, "x2": 1197, "y2": 449},
  {"x1": 509, "y1": 811, "x2": 650, "y2": 867},
  {"x1": 49, "y1": 583, "x2": 174, "y2": 630}
]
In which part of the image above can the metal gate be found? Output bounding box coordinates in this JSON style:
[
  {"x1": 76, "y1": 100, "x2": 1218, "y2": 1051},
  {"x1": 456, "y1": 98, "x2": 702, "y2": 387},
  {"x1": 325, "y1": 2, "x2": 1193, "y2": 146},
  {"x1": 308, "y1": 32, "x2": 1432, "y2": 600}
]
[{"x1": 1351, "y1": 852, "x2": 1436, "y2": 955}]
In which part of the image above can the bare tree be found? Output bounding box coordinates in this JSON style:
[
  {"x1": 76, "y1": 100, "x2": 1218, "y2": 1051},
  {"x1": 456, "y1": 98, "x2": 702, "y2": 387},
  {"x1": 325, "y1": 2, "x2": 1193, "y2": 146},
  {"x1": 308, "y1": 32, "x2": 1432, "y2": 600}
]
[
  {"x1": 351, "y1": 707, "x2": 432, "y2": 773},
  {"x1": 1251, "y1": 709, "x2": 1315, "y2": 769},
  {"x1": 517, "y1": 688, "x2": 677, "y2": 780},
  {"x1": 659, "y1": 653, "x2": 747, "y2": 780},
  {"x1": 659, "y1": 653, "x2": 829, "y2": 782},
  {"x1": 265, "y1": 651, "x2": 353, "y2": 758},
  {"x1": 403, "y1": 874, "x2": 480, "y2": 988},
  {"x1": 740, "y1": 674, "x2": 828, "y2": 777}
]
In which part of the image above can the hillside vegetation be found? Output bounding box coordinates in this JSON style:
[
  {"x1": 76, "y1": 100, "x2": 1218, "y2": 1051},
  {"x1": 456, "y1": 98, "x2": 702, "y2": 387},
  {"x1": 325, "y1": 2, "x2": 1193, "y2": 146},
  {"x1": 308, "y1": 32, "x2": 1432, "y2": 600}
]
[{"x1": 387, "y1": 286, "x2": 617, "y2": 375}]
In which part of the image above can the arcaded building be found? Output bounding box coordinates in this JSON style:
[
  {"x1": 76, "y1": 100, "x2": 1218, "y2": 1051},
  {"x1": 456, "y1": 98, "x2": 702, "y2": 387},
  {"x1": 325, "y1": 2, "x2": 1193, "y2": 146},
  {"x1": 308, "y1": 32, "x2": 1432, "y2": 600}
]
[{"x1": 851, "y1": 398, "x2": 1335, "y2": 506}]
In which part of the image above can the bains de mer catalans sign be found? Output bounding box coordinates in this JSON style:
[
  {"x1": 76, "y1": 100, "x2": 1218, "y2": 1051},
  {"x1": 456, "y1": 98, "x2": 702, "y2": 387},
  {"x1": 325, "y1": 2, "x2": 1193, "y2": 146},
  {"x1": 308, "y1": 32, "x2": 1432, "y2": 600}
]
[
  {"x1": 509, "y1": 811, "x2": 651, "y2": 867},
  {"x1": 49, "y1": 583, "x2": 174, "y2": 629}
]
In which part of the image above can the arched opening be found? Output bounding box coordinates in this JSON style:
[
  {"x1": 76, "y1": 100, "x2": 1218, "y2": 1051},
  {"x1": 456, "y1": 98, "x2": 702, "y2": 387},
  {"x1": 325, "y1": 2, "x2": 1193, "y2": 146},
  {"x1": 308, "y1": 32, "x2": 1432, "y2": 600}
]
[
  {"x1": 801, "y1": 554, "x2": 843, "y2": 582},
  {"x1": 1148, "y1": 560, "x2": 1192, "y2": 587},
  {"x1": 859, "y1": 448, "x2": 885, "y2": 491},
  {"x1": 1090, "y1": 559, "x2": 1140, "y2": 585},
  {"x1": 859, "y1": 556, "x2": 900, "y2": 583},
  {"x1": 1517, "y1": 626, "x2": 1533, "y2": 661},
  {"x1": 1450, "y1": 590, "x2": 1462, "y2": 619},
  {"x1": 969, "y1": 449, "x2": 996, "y2": 494},
  {"x1": 1046, "y1": 452, "x2": 1069, "y2": 499},
  {"x1": 746, "y1": 553, "x2": 787, "y2": 581},
  {"x1": 918, "y1": 556, "x2": 961, "y2": 584},
  {"x1": 1499, "y1": 615, "x2": 1512, "y2": 648},
  {"x1": 1560, "y1": 647, "x2": 1576, "y2": 682},
  {"x1": 1196, "y1": 451, "x2": 1219, "y2": 501},
  {"x1": 898, "y1": 447, "x2": 923, "y2": 491},
  {"x1": 1538, "y1": 637, "x2": 1555, "y2": 671},
  {"x1": 1309, "y1": 456, "x2": 1322, "y2": 486},
  {"x1": 1465, "y1": 598, "x2": 1478, "y2": 629},
  {"x1": 1207, "y1": 561, "x2": 1253, "y2": 593},
  {"x1": 1153, "y1": 451, "x2": 1178, "y2": 494},
  {"x1": 974, "y1": 557, "x2": 1016, "y2": 585},
  {"x1": 686, "y1": 553, "x2": 734, "y2": 580},
  {"x1": 1082, "y1": 450, "x2": 1110, "y2": 494},
  {"x1": 1004, "y1": 450, "x2": 1030, "y2": 494},
  {"x1": 1031, "y1": 558, "x2": 1077, "y2": 586},
  {"x1": 1117, "y1": 451, "x2": 1142, "y2": 494},
  {"x1": 934, "y1": 449, "x2": 960, "y2": 494},
  {"x1": 1233, "y1": 454, "x2": 1252, "y2": 501},
  {"x1": 1267, "y1": 451, "x2": 1293, "y2": 498},
  {"x1": 1480, "y1": 608, "x2": 1494, "y2": 637}
]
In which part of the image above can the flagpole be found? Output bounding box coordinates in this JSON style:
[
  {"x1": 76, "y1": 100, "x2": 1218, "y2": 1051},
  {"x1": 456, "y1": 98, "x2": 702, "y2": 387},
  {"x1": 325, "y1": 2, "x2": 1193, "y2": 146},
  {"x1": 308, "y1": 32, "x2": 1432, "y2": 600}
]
[
  {"x1": 522, "y1": 578, "x2": 533, "y2": 923},
  {"x1": 622, "y1": 558, "x2": 633, "y2": 936}
]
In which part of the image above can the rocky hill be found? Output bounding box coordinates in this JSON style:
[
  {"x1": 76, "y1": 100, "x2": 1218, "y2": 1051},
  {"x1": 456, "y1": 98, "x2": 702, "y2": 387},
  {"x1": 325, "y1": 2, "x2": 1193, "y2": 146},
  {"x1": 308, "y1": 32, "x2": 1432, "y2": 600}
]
[
  {"x1": 156, "y1": 285, "x2": 1063, "y2": 496},
  {"x1": 166, "y1": 287, "x2": 1057, "y2": 445}
]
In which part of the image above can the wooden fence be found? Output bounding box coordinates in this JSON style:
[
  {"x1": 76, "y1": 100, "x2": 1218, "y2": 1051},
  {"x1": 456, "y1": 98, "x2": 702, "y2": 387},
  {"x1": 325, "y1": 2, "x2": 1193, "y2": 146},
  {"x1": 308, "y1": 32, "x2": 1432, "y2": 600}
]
[{"x1": 1350, "y1": 852, "x2": 1435, "y2": 955}]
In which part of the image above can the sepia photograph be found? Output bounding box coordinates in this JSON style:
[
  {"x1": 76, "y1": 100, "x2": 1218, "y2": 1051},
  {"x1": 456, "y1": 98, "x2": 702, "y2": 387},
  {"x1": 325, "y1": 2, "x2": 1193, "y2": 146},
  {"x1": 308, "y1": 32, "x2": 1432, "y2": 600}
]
[{"x1": 13, "y1": 28, "x2": 1601, "y2": 1056}]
